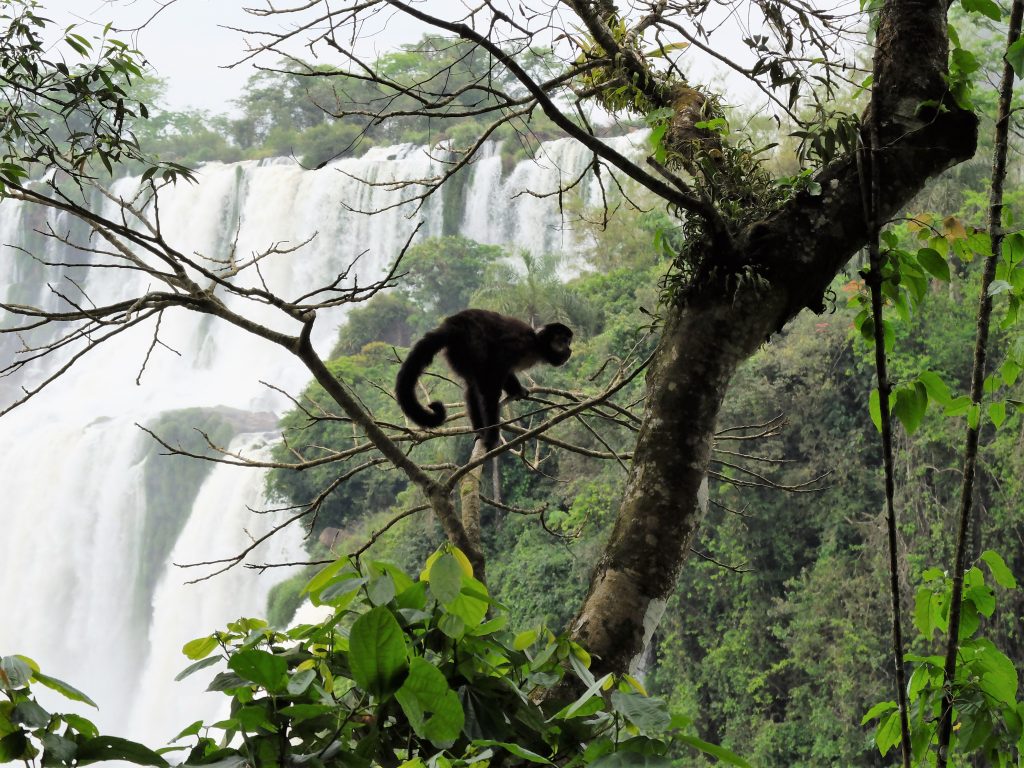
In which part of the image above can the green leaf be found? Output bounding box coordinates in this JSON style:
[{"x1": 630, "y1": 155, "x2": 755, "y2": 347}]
[
  {"x1": 319, "y1": 575, "x2": 366, "y2": 605},
  {"x1": 348, "y1": 606, "x2": 409, "y2": 698},
  {"x1": 429, "y1": 553, "x2": 464, "y2": 605},
  {"x1": 182, "y1": 636, "x2": 219, "y2": 660},
  {"x1": 171, "y1": 721, "x2": 203, "y2": 742},
  {"x1": 438, "y1": 612, "x2": 466, "y2": 640},
  {"x1": 447, "y1": 580, "x2": 490, "y2": 628},
  {"x1": 944, "y1": 395, "x2": 972, "y2": 416},
  {"x1": 981, "y1": 550, "x2": 1017, "y2": 588},
  {"x1": 74, "y1": 736, "x2": 168, "y2": 766},
  {"x1": 988, "y1": 279, "x2": 1013, "y2": 296},
  {"x1": 1000, "y1": 359, "x2": 1021, "y2": 386},
  {"x1": 1004, "y1": 231, "x2": 1024, "y2": 262},
  {"x1": 893, "y1": 382, "x2": 928, "y2": 434},
  {"x1": 917, "y1": 247, "x2": 951, "y2": 281},
  {"x1": 989, "y1": 401, "x2": 1007, "y2": 428},
  {"x1": 959, "y1": 711, "x2": 993, "y2": 752},
  {"x1": 304, "y1": 559, "x2": 352, "y2": 597},
  {"x1": 919, "y1": 371, "x2": 952, "y2": 405},
  {"x1": 869, "y1": 388, "x2": 883, "y2": 432},
  {"x1": 62, "y1": 713, "x2": 98, "y2": 739},
  {"x1": 228, "y1": 650, "x2": 287, "y2": 691},
  {"x1": 676, "y1": 735, "x2": 753, "y2": 767},
  {"x1": 395, "y1": 657, "x2": 464, "y2": 749},
  {"x1": 287, "y1": 668, "x2": 316, "y2": 695},
  {"x1": 875, "y1": 710, "x2": 903, "y2": 756},
  {"x1": 174, "y1": 655, "x2": 221, "y2": 682},
  {"x1": 373, "y1": 561, "x2": 415, "y2": 595},
  {"x1": 553, "y1": 673, "x2": 613, "y2": 720},
  {"x1": 968, "y1": 403, "x2": 981, "y2": 429},
  {"x1": 914, "y1": 588, "x2": 935, "y2": 638},
  {"x1": 11, "y1": 700, "x2": 49, "y2": 728},
  {"x1": 471, "y1": 613, "x2": 507, "y2": 636},
  {"x1": 962, "y1": 0, "x2": 1002, "y2": 20},
  {"x1": 236, "y1": 704, "x2": 278, "y2": 733},
  {"x1": 966, "y1": 583, "x2": 996, "y2": 617},
  {"x1": 514, "y1": 628, "x2": 540, "y2": 651},
  {"x1": 32, "y1": 671, "x2": 97, "y2": 708},
  {"x1": 206, "y1": 671, "x2": 247, "y2": 692},
  {"x1": 472, "y1": 740, "x2": 551, "y2": 764},
  {"x1": 367, "y1": 573, "x2": 397, "y2": 606},
  {"x1": 958, "y1": 600, "x2": 980, "y2": 641},
  {"x1": 0, "y1": 731, "x2": 29, "y2": 762},
  {"x1": 0, "y1": 656, "x2": 32, "y2": 689},
  {"x1": 969, "y1": 639, "x2": 1019, "y2": 706},
  {"x1": 951, "y1": 46, "x2": 981, "y2": 76},
  {"x1": 609, "y1": 691, "x2": 672, "y2": 732},
  {"x1": 862, "y1": 700, "x2": 897, "y2": 725},
  {"x1": 39, "y1": 732, "x2": 77, "y2": 763}
]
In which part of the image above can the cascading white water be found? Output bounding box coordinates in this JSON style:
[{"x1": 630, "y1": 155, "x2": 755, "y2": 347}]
[
  {"x1": 127, "y1": 436, "x2": 306, "y2": 745},
  {"x1": 0, "y1": 132, "x2": 647, "y2": 745}
]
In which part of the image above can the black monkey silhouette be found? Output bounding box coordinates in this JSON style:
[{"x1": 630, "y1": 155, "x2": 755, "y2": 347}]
[{"x1": 395, "y1": 309, "x2": 573, "y2": 449}]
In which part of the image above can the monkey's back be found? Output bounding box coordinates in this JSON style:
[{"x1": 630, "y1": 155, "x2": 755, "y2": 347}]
[{"x1": 440, "y1": 309, "x2": 537, "y2": 381}]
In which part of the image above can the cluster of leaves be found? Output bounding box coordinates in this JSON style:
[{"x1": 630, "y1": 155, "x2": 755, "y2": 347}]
[
  {"x1": 0, "y1": 655, "x2": 165, "y2": 766},
  {"x1": 571, "y1": 17, "x2": 681, "y2": 117},
  {"x1": 865, "y1": 551, "x2": 1021, "y2": 763},
  {"x1": 848, "y1": 217, "x2": 1024, "y2": 436},
  {"x1": 0, "y1": 0, "x2": 191, "y2": 187},
  {"x1": 173, "y1": 547, "x2": 749, "y2": 767}
]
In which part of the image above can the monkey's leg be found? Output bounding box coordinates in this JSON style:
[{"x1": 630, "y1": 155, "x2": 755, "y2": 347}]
[
  {"x1": 479, "y1": 380, "x2": 503, "y2": 449},
  {"x1": 465, "y1": 385, "x2": 486, "y2": 445}
]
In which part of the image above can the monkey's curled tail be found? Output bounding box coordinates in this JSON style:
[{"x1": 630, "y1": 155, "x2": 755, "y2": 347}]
[{"x1": 395, "y1": 329, "x2": 448, "y2": 428}]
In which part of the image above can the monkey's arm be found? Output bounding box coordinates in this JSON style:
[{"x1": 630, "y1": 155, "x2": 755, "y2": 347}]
[{"x1": 502, "y1": 374, "x2": 528, "y2": 399}]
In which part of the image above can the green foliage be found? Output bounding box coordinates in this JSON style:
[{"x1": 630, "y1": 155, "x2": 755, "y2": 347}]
[
  {"x1": 0, "y1": 654, "x2": 166, "y2": 766},
  {"x1": 472, "y1": 250, "x2": 602, "y2": 336},
  {"x1": 0, "y1": 0, "x2": 191, "y2": 186},
  {"x1": 204, "y1": 39, "x2": 561, "y2": 166},
  {"x1": 171, "y1": 548, "x2": 748, "y2": 767},
  {"x1": 401, "y1": 236, "x2": 506, "y2": 324},
  {"x1": 295, "y1": 120, "x2": 370, "y2": 167},
  {"x1": 848, "y1": 216, "x2": 1024, "y2": 436},
  {"x1": 266, "y1": 567, "x2": 316, "y2": 628},
  {"x1": 268, "y1": 345, "x2": 414, "y2": 535},
  {"x1": 332, "y1": 292, "x2": 418, "y2": 357},
  {"x1": 865, "y1": 551, "x2": 1022, "y2": 764},
  {"x1": 486, "y1": 516, "x2": 593, "y2": 630}
]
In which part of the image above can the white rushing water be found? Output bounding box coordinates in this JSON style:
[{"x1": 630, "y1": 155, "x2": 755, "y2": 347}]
[{"x1": 0, "y1": 133, "x2": 646, "y2": 746}]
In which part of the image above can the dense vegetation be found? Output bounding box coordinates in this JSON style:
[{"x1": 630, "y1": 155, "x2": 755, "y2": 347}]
[
  {"x1": 261, "y1": 190, "x2": 1024, "y2": 766},
  {"x1": 132, "y1": 39, "x2": 572, "y2": 170},
  {"x1": 2, "y1": 1, "x2": 1022, "y2": 766}
]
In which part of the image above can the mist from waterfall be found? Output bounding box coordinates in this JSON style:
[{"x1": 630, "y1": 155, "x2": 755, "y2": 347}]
[{"x1": 0, "y1": 133, "x2": 646, "y2": 745}]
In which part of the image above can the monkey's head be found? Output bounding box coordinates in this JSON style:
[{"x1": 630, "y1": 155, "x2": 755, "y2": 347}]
[{"x1": 538, "y1": 322, "x2": 573, "y2": 366}]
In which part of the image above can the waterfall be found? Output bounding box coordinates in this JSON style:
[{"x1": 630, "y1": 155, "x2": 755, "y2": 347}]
[{"x1": 0, "y1": 132, "x2": 648, "y2": 745}]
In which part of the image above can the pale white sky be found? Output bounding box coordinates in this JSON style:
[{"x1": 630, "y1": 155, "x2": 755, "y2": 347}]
[
  {"x1": 38, "y1": 1, "x2": 863, "y2": 118},
  {"x1": 40, "y1": 0, "x2": 432, "y2": 114}
]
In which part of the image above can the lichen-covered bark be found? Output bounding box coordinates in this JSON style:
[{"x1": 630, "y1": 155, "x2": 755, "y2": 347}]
[
  {"x1": 570, "y1": 0, "x2": 978, "y2": 676},
  {"x1": 571, "y1": 293, "x2": 783, "y2": 672}
]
